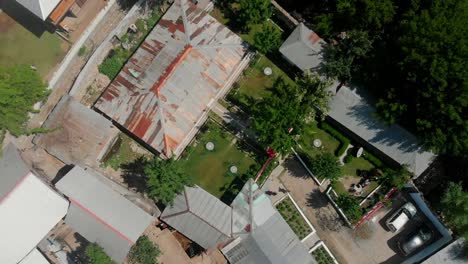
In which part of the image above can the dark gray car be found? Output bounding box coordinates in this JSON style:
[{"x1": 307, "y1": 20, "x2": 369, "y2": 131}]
[{"x1": 398, "y1": 225, "x2": 434, "y2": 256}]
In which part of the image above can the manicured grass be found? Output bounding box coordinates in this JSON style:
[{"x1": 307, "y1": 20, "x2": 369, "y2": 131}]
[
  {"x1": 0, "y1": 22, "x2": 67, "y2": 79},
  {"x1": 102, "y1": 134, "x2": 149, "y2": 170},
  {"x1": 228, "y1": 55, "x2": 295, "y2": 110},
  {"x1": 276, "y1": 196, "x2": 312, "y2": 240},
  {"x1": 311, "y1": 245, "x2": 335, "y2": 264},
  {"x1": 342, "y1": 156, "x2": 375, "y2": 177},
  {"x1": 297, "y1": 122, "x2": 341, "y2": 158},
  {"x1": 181, "y1": 121, "x2": 257, "y2": 198}
]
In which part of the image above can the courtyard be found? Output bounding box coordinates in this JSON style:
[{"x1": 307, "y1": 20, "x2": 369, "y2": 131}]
[{"x1": 180, "y1": 120, "x2": 259, "y2": 198}]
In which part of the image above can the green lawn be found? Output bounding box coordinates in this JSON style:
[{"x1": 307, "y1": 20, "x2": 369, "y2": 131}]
[
  {"x1": 297, "y1": 122, "x2": 341, "y2": 158},
  {"x1": 0, "y1": 21, "x2": 67, "y2": 79},
  {"x1": 102, "y1": 133, "x2": 151, "y2": 170},
  {"x1": 181, "y1": 121, "x2": 257, "y2": 198},
  {"x1": 276, "y1": 196, "x2": 312, "y2": 240},
  {"x1": 342, "y1": 156, "x2": 375, "y2": 177}
]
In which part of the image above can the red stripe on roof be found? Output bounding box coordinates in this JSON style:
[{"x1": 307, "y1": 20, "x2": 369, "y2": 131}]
[
  {"x1": 0, "y1": 172, "x2": 31, "y2": 205},
  {"x1": 69, "y1": 198, "x2": 134, "y2": 244}
]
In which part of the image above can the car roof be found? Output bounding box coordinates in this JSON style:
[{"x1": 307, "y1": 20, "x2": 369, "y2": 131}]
[
  {"x1": 392, "y1": 212, "x2": 410, "y2": 230},
  {"x1": 402, "y1": 202, "x2": 417, "y2": 216}
]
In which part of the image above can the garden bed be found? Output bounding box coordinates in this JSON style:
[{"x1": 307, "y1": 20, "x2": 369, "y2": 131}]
[
  {"x1": 180, "y1": 121, "x2": 259, "y2": 198},
  {"x1": 275, "y1": 195, "x2": 314, "y2": 240},
  {"x1": 101, "y1": 133, "x2": 152, "y2": 170},
  {"x1": 310, "y1": 243, "x2": 337, "y2": 264}
]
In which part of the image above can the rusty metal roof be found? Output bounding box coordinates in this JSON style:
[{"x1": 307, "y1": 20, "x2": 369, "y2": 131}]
[
  {"x1": 33, "y1": 95, "x2": 119, "y2": 167},
  {"x1": 94, "y1": 0, "x2": 247, "y2": 158}
]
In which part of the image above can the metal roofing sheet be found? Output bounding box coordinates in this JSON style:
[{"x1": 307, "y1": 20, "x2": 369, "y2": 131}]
[
  {"x1": 279, "y1": 23, "x2": 326, "y2": 71},
  {"x1": 328, "y1": 86, "x2": 435, "y2": 176},
  {"x1": 34, "y1": 95, "x2": 118, "y2": 167},
  {"x1": 160, "y1": 185, "x2": 232, "y2": 249},
  {"x1": 0, "y1": 143, "x2": 30, "y2": 200},
  {"x1": 95, "y1": 0, "x2": 247, "y2": 158},
  {"x1": 16, "y1": 0, "x2": 61, "y2": 20},
  {"x1": 56, "y1": 166, "x2": 154, "y2": 243},
  {"x1": 19, "y1": 249, "x2": 50, "y2": 264},
  {"x1": 0, "y1": 172, "x2": 68, "y2": 264}
]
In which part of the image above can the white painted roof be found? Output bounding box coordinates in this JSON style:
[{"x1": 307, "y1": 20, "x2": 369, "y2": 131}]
[
  {"x1": 19, "y1": 249, "x2": 50, "y2": 264},
  {"x1": 0, "y1": 172, "x2": 69, "y2": 263},
  {"x1": 15, "y1": 0, "x2": 61, "y2": 20}
]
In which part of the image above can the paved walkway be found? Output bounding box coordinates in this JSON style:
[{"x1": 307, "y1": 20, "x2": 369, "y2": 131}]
[{"x1": 279, "y1": 157, "x2": 377, "y2": 264}]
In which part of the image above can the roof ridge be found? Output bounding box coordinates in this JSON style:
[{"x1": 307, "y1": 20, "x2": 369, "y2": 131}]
[{"x1": 179, "y1": 0, "x2": 192, "y2": 45}]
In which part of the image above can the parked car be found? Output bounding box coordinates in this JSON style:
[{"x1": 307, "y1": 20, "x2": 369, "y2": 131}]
[
  {"x1": 385, "y1": 202, "x2": 418, "y2": 232},
  {"x1": 398, "y1": 225, "x2": 434, "y2": 256}
]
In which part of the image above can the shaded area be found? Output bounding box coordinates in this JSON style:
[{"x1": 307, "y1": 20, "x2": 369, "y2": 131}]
[
  {"x1": 0, "y1": 0, "x2": 53, "y2": 37},
  {"x1": 121, "y1": 156, "x2": 148, "y2": 194}
]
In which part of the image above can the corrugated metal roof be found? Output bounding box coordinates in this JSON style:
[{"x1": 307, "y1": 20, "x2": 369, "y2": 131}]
[
  {"x1": 160, "y1": 185, "x2": 232, "y2": 249},
  {"x1": 95, "y1": 0, "x2": 247, "y2": 158},
  {"x1": 279, "y1": 23, "x2": 326, "y2": 71},
  {"x1": 0, "y1": 143, "x2": 30, "y2": 200},
  {"x1": 328, "y1": 86, "x2": 435, "y2": 176},
  {"x1": 0, "y1": 172, "x2": 69, "y2": 264},
  {"x1": 56, "y1": 166, "x2": 154, "y2": 262},
  {"x1": 34, "y1": 95, "x2": 119, "y2": 167}
]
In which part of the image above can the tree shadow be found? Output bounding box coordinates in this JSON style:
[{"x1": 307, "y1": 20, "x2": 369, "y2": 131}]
[
  {"x1": 0, "y1": 0, "x2": 52, "y2": 37},
  {"x1": 120, "y1": 156, "x2": 149, "y2": 194},
  {"x1": 314, "y1": 207, "x2": 343, "y2": 232},
  {"x1": 306, "y1": 189, "x2": 329, "y2": 209},
  {"x1": 284, "y1": 156, "x2": 309, "y2": 179},
  {"x1": 66, "y1": 232, "x2": 90, "y2": 264}
]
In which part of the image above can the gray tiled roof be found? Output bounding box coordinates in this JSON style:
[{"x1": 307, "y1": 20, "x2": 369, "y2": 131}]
[
  {"x1": 0, "y1": 143, "x2": 30, "y2": 200},
  {"x1": 328, "y1": 86, "x2": 435, "y2": 176},
  {"x1": 279, "y1": 23, "x2": 326, "y2": 71},
  {"x1": 56, "y1": 166, "x2": 154, "y2": 263},
  {"x1": 160, "y1": 185, "x2": 232, "y2": 249}
]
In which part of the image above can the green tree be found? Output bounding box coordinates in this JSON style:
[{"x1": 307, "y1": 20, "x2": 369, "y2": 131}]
[
  {"x1": 129, "y1": 235, "x2": 160, "y2": 264},
  {"x1": 252, "y1": 77, "x2": 304, "y2": 155},
  {"x1": 85, "y1": 243, "x2": 115, "y2": 264},
  {"x1": 360, "y1": 0, "x2": 396, "y2": 31},
  {"x1": 380, "y1": 167, "x2": 412, "y2": 189},
  {"x1": 324, "y1": 30, "x2": 372, "y2": 83},
  {"x1": 253, "y1": 23, "x2": 282, "y2": 54},
  {"x1": 296, "y1": 71, "x2": 333, "y2": 120},
  {"x1": 144, "y1": 158, "x2": 191, "y2": 205},
  {"x1": 310, "y1": 153, "x2": 341, "y2": 182},
  {"x1": 237, "y1": 0, "x2": 272, "y2": 31},
  {"x1": 0, "y1": 65, "x2": 48, "y2": 136},
  {"x1": 441, "y1": 182, "x2": 468, "y2": 239},
  {"x1": 336, "y1": 194, "x2": 362, "y2": 222}
]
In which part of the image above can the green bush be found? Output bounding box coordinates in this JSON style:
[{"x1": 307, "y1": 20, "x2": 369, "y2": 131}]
[
  {"x1": 336, "y1": 195, "x2": 363, "y2": 223},
  {"x1": 362, "y1": 150, "x2": 384, "y2": 167},
  {"x1": 319, "y1": 122, "x2": 350, "y2": 157},
  {"x1": 310, "y1": 153, "x2": 342, "y2": 182},
  {"x1": 78, "y1": 46, "x2": 87, "y2": 57},
  {"x1": 85, "y1": 243, "x2": 115, "y2": 264},
  {"x1": 129, "y1": 235, "x2": 160, "y2": 264},
  {"x1": 343, "y1": 154, "x2": 353, "y2": 164}
]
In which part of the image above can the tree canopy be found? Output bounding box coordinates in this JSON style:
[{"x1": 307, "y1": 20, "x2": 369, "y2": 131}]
[
  {"x1": 296, "y1": 72, "x2": 333, "y2": 120},
  {"x1": 252, "y1": 77, "x2": 304, "y2": 155},
  {"x1": 441, "y1": 182, "x2": 468, "y2": 240},
  {"x1": 237, "y1": 0, "x2": 271, "y2": 31},
  {"x1": 310, "y1": 153, "x2": 341, "y2": 182},
  {"x1": 144, "y1": 158, "x2": 191, "y2": 205},
  {"x1": 129, "y1": 235, "x2": 160, "y2": 264},
  {"x1": 85, "y1": 243, "x2": 115, "y2": 264},
  {"x1": 253, "y1": 23, "x2": 282, "y2": 54},
  {"x1": 0, "y1": 65, "x2": 48, "y2": 136}
]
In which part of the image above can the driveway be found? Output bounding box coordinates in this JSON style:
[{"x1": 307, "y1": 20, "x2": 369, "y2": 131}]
[{"x1": 279, "y1": 157, "x2": 402, "y2": 264}]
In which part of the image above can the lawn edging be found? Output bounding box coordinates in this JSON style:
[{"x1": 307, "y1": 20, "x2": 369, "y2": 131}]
[
  {"x1": 359, "y1": 184, "x2": 382, "y2": 206},
  {"x1": 309, "y1": 241, "x2": 339, "y2": 264},
  {"x1": 291, "y1": 147, "x2": 326, "y2": 186},
  {"x1": 325, "y1": 186, "x2": 353, "y2": 228},
  {"x1": 274, "y1": 193, "x2": 316, "y2": 241}
]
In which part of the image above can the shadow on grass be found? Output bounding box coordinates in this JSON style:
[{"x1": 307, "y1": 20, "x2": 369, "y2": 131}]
[
  {"x1": 121, "y1": 156, "x2": 149, "y2": 194},
  {"x1": 219, "y1": 164, "x2": 258, "y2": 204}
]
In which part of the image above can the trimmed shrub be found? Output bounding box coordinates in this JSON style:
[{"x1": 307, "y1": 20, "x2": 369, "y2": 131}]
[
  {"x1": 343, "y1": 154, "x2": 353, "y2": 164},
  {"x1": 319, "y1": 122, "x2": 350, "y2": 157},
  {"x1": 362, "y1": 150, "x2": 384, "y2": 167}
]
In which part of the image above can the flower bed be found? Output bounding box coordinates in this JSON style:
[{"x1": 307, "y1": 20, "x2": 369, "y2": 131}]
[
  {"x1": 276, "y1": 196, "x2": 313, "y2": 240},
  {"x1": 311, "y1": 244, "x2": 336, "y2": 264}
]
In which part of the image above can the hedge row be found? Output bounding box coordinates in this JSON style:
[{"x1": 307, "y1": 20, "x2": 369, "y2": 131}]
[
  {"x1": 318, "y1": 122, "x2": 350, "y2": 157},
  {"x1": 362, "y1": 150, "x2": 384, "y2": 168}
]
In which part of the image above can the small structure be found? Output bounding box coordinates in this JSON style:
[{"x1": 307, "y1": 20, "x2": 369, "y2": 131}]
[
  {"x1": 313, "y1": 139, "x2": 322, "y2": 148},
  {"x1": 161, "y1": 180, "x2": 315, "y2": 263},
  {"x1": 206, "y1": 142, "x2": 215, "y2": 151},
  {"x1": 264, "y1": 67, "x2": 273, "y2": 76},
  {"x1": 34, "y1": 95, "x2": 119, "y2": 167},
  {"x1": 94, "y1": 0, "x2": 248, "y2": 159},
  {"x1": 279, "y1": 23, "x2": 326, "y2": 72},
  {"x1": 0, "y1": 144, "x2": 69, "y2": 264},
  {"x1": 55, "y1": 166, "x2": 154, "y2": 263},
  {"x1": 160, "y1": 185, "x2": 233, "y2": 249},
  {"x1": 229, "y1": 165, "x2": 238, "y2": 174},
  {"x1": 328, "y1": 86, "x2": 435, "y2": 177}
]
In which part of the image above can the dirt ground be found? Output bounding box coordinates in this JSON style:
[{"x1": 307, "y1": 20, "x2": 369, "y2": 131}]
[
  {"x1": 68, "y1": 0, "x2": 108, "y2": 42},
  {"x1": 279, "y1": 157, "x2": 380, "y2": 264}
]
